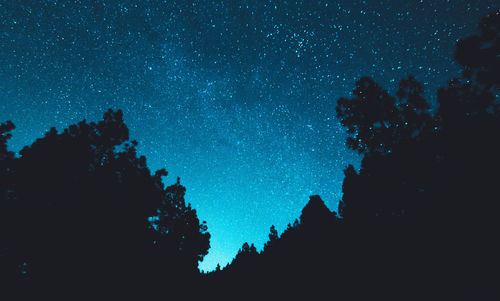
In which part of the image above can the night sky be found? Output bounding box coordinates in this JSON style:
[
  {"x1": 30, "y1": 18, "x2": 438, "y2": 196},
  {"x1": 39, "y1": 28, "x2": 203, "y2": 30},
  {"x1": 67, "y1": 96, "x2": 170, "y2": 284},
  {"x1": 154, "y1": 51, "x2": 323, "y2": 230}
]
[{"x1": 0, "y1": 0, "x2": 496, "y2": 271}]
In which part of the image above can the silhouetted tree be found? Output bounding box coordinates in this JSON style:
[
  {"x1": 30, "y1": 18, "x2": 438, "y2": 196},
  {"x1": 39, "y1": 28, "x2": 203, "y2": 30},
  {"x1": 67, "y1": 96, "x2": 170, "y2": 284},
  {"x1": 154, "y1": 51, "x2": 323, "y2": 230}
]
[
  {"x1": 150, "y1": 177, "x2": 210, "y2": 280},
  {"x1": 335, "y1": 10, "x2": 499, "y2": 299},
  {"x1": 1, "y1": 109, "x2": 210, "y2": 299},
  {"x1": 300, "y1": 195, "x2": 338, "y2": 227},
  {"x1": 336, "y1": 75, "x2": 435, "y2": 228},
  {"x1": 0, "y1": 121, "x2": 15, "y2": 207},
  {"x1": 432, "y1": 13, "x2": 500, "y2": 295},
  {"x1": 0, "y1": 121, "x2": 15, "y2": 204},
  {"x1": 0, "y1": 121, "x2": 14, "y2": 155},
  {"x1": 336, "y1": 77, "x2": 397, "y2": 153},
  {"x1": 0, "y1": 121, "x2": 18, "y2": 284},
  {"x1": 336, "y1": 75, "x2": 433, "y2": 155},
  {"x1": 229, "y1": 242, "x2": 258, "y2": 270},
  {"x1": 263, "y1": 225, "x2": 278, "y2": 251},
  {"x1": 454, "y1": 11, "x2": 500, "y2": 89}
]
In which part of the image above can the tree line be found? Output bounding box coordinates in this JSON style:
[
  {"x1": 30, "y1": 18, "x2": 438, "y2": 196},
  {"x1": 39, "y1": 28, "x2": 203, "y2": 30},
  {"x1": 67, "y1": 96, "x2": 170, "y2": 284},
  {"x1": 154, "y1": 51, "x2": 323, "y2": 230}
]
[
  {"x1": 0, "y1": 109, "x2": 210, "y2": 299},
  {"x1": 203, "y1": 11, "x2": 499, "y2": 300},
  {"x1": 1, "y1": 10, "x2": 498, "y2": 300}
]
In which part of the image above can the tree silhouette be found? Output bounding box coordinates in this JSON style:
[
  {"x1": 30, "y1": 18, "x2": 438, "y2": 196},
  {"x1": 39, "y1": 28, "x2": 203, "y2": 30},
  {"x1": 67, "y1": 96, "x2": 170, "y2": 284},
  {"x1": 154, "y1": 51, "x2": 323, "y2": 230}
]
[
  {"x1": 335, "y1": 10, "x2": 499, "y2": 299},
  {"x1": 149, "y1": 176, "x2": 210, "y2": 281},
  {"x1": 0, "y1": 121, "x2": 15, "y2": 204},
  {"x1": 454, "y1": 11, "x2": 500, "y2": 89},
  {"x1": 336, "y1": 75, "x2": 433, "y2": 155},
  {"x1": 336, "y1": 77, "x2": 397, "y2": 153},
  {"x1": 0, "y1": 121, "x2": 18, "y2": 284},
  {"x1": 300, "y1": 195, "x2": 338, "y2": 225},
  {"x1": 0, "y1": 121, "x2": 15, "y2": 211},
  {"x1": 209, "y1": 11, "x2": 499, "y2": 300},
  {"x1": 1, "y1": 109, "x2": 210, "y2": 299},
  {"x1": 336, "y1": 74, "x2": 436, "y2": 229},
  {"x1": 263, "y1": 225, "x2": 278, "y2": 251},
  {"x1": 432, "y1": 13, "x2": 499, "y2": 295}
]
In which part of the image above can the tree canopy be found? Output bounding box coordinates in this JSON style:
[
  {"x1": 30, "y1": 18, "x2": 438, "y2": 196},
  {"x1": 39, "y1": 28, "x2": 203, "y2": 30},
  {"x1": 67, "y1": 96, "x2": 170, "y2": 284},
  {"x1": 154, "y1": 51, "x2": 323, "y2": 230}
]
[
  {"x1": 205, "y1": 10, "x2": 499, "y2": 300},
  {"x1": 0, "y1": 110, "x2": 210, "y2": 299}
]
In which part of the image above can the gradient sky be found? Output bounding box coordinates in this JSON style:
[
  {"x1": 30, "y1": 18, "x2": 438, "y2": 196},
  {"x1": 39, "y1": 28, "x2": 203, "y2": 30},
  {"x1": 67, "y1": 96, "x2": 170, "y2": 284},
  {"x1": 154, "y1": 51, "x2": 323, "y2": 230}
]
[{"x1": 0, "y1": 0, "x2": 496, "y2": 271}]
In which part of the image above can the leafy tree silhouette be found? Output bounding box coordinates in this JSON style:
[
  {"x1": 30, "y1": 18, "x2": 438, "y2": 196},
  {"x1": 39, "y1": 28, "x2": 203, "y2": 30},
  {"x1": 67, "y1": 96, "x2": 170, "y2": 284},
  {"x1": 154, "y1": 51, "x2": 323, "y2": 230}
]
[
  {"x1": 208, "y1": 10, "x2": 499, "y2": 300},
  {"x1": 336, "y1": 74, "x2": 435, "y2": 229},
  {"x1": 149, "y1": 176, "x2": 210, "y2": 283},
  {"x1": 432, "y1": 12, "x2": 499, "y2": 294},
  {"x1": 336, "y1": 75, "x2": 433, "y2": 155},
  {"x1": 335, "y1": 10, "x2": 499, "y2": 299},
  {"x1": 454, "y1": 11, "x2": 500, "y2": 89},
  {"x1": 336, "y1": 76, "x2": 398, "y2": 153},
  {"x1": 0, "y1": 121, "x2": 18, "y2": 284},
  {"x1": 0, "y1": 121, "x2": 15, "y2": 205},
  {"x1": 0, "y1": 121, "x2": 15, "y2": 212},
  {"x1": 0, "y1": 109, "x2": 210, "y2": 299},
  {"x1": 263, "y1": 225, "x2": 278, "y2": 251}
]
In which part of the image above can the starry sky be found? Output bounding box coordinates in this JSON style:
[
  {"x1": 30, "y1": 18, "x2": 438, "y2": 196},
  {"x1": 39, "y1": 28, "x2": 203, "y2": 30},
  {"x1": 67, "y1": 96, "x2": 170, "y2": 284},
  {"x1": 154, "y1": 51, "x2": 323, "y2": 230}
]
[{"x1": 0, "y1": 0, "x2": 496, "y2": 271}]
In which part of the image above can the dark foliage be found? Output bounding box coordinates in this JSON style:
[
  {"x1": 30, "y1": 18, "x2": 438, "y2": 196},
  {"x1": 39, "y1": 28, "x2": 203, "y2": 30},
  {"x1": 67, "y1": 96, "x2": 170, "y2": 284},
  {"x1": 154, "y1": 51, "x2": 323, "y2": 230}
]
[
  {"x1": 454, "y1": 11, "x2": 500, "y2": 89},
  {"x1": 205, "y1": 11, "x2": 499, "y2": 300},
  {"x1": 204, "y1": 195, "x2": 343, "y2": 299},
  {"x1": 0, "y1": 121, "x2": 16, "y2": 284},
  {"x1": 0, "y1": 110, "x2": 209, "y2": 299}
]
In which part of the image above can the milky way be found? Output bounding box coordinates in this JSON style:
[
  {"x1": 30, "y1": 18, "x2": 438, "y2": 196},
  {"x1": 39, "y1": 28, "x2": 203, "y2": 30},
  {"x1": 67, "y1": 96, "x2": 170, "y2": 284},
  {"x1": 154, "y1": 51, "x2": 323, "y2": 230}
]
[{"x1": 0, "y1": 0, "x2": 496, "y2": 270}]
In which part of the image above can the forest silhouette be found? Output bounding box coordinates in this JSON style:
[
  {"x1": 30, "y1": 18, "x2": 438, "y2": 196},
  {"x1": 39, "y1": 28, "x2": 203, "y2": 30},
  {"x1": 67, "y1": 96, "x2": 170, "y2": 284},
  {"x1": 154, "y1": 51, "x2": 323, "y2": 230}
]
[{"x1": 1, "y1": 11, "x2": 499, "y2": 300}]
